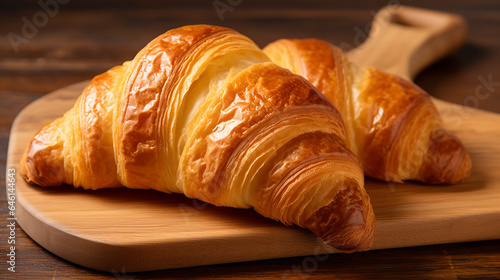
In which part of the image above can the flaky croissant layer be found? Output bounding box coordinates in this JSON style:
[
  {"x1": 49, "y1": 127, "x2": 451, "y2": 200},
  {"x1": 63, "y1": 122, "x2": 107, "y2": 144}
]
[
  {"x1": 20, "y1": 25, "x2": 375, "y2": 252},
  {"x1": 264, "y1": 38, "x2": 471, "y2": 184}
]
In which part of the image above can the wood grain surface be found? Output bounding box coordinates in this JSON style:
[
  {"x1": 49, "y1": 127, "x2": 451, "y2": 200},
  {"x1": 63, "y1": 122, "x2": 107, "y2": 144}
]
[{"x1": 1, "y1": 0, "x2": 500, "y2": 279}]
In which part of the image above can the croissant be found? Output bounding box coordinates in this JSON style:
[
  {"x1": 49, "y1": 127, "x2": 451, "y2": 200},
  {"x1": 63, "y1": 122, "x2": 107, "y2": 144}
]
[
  {"x1": 264, "y1": 39, "x2": 471, "y2": 184},
  {"x1": 20, "y1": 25, "x2": 375, "y2": 252}
]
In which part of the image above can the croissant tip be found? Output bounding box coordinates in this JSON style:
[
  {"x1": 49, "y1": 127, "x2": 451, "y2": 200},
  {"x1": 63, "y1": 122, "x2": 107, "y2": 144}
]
[
  {"x1": 418, "y1": 128, "x2": 472, "y2": 185},
  {"x1": 325, "y1": 205, "x2": 375, "y2": 253},
  {"x1": 19, "y1": 124, "x2": 67, "y2": 187},
  {"x1": 316, "y1": 211, "x2": 375, "y2": 253},
  {"x1": 20, "y1": 151, "x2": 65, "y2": 188},
  {"x1": 303, "y1": 180, "x2": 375, "y2": 253}
]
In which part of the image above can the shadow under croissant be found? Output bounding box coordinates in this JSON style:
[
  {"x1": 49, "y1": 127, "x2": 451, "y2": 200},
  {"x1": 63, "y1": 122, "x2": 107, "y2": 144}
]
[
  {"x1": 24, "y1": 159, "x2": 486, "y2": 241},
  {"x1": 364, "y1": 164, "x2": 488, "y2": 222},
  {"x1": 24, "y1": 179, "x2": 376, "y2": 254},
  {"x1": 23, "y1": 182, "x2": 286, "y2": 229}
]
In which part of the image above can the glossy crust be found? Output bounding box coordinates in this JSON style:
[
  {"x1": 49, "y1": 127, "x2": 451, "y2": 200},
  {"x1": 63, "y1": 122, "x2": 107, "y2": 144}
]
[
  {"x1": 19, "y1": 25, "x2": 375, "y2": 252},
  {"x1": 264, "y1": 38, "x2": 471, "y2": 184}
]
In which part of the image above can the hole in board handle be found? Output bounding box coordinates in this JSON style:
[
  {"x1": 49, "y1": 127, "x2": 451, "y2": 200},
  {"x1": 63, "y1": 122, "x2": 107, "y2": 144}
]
[{"x1": 385, "y1": 6, "x2": 452, "y2": 30}]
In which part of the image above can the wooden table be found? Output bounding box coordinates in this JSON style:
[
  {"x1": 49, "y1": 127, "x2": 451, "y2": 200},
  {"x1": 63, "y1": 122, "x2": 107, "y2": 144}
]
[{"x1": 1, "y1": 1, "x2": 499, "y2": 279}]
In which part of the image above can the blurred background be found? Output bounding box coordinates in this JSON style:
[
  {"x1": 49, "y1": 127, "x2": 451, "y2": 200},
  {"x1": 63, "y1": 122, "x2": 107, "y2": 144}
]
[{"x1": 1, "y1": 0, "x2": 499, "y2": 111}]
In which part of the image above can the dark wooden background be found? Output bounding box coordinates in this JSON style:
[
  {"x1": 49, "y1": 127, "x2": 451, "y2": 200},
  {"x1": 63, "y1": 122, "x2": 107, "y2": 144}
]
[{"x1": 1, "y1": 0, "x2": 499, "y2": 279}]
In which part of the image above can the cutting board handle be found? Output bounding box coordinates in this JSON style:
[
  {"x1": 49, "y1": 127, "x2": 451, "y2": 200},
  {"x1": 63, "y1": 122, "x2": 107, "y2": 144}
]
[{"x1": 347, "y1": 5, "x2": 467, "y2": 80}]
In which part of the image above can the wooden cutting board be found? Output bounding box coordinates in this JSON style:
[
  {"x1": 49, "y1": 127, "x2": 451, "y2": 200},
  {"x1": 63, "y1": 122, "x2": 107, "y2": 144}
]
[{"x1": 6, "y1": 5, "x2": 500, "y2": 272}]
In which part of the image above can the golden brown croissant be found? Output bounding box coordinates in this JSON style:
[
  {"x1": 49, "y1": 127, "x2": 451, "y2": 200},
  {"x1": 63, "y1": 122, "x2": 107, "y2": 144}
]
[
  {"x1": 264, "y1": 39, "x2": 471, "y2": 184},
  {"x1": 20, "y1": 25, "x2": 375, "y2": 252}
]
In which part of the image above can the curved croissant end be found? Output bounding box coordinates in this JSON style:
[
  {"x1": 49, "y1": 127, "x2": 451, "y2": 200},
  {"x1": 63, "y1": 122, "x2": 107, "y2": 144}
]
[
  {"x1": 264, "y1": 38, "x2": 471, "y2": 184},
  {"x1": 20, "y1": 118, "x2": 67, "y2": 187},
  {"x1": 20, "y1": 25, "x2": 375, "y2": 252},
  {"x1": 21, "y1": 65, "x2": 126, "y2": 189}
]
